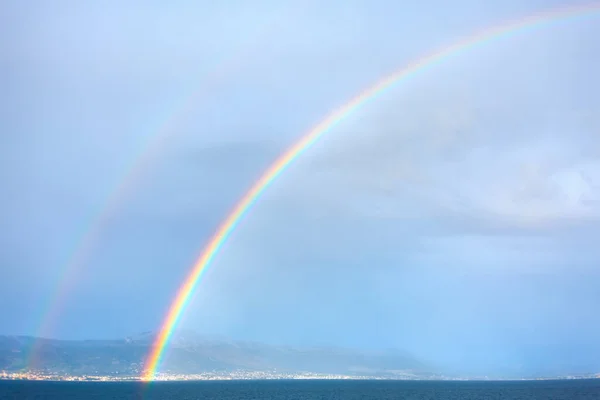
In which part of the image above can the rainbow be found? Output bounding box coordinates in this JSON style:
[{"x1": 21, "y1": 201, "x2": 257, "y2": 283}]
[
  {"x1": 142, "y1": 3, "x2": 600, "y2": 380},
  {"x1": 25, "y1": 5, "x2": 301, "y2": 371}
]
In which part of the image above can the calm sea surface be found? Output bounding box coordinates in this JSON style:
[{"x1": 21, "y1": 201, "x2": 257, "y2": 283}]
[{"x1": 1, "y1": 379, "x2": 599, "y2": 400}]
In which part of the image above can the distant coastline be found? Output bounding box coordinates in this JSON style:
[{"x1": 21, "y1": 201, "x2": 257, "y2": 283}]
[
  {"x1": 2, "y1": 370, "x2": 599, "y2": 383},
  {"x1": 2, "y1": 333, "x2": 599, "y2": 382}
]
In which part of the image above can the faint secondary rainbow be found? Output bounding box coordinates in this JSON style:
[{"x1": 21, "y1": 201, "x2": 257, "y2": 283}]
[
  {"x1": 25, "y1": 4, "x2": 304, "y2": 371},
  {"x1": 142, "y1": 3, "x2": 600, "y2": 380}
]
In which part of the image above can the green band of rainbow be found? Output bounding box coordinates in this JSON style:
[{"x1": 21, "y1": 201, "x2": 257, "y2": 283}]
[{"x1": 142, "y1": 2, "x2": 600, "y2": 381}]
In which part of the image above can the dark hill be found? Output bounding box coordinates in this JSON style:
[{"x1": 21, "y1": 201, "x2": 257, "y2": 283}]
[{"x1": 0, "y1": 332, "x2": 430, "y2": 378}]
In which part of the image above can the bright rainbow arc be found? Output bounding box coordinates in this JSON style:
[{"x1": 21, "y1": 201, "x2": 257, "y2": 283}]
[{"x1": 142, "y1": 2, "x2": 600, "y2": 381}]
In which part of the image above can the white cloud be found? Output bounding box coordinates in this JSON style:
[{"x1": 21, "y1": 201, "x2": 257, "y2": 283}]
[{"x1": 257, "y1": 19, "x2": 600, "y2": 235}]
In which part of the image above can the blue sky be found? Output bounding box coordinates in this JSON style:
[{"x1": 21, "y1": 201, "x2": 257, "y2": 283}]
[{"x1": 2, "y1": 0, "x2": 600, "y2": 375}]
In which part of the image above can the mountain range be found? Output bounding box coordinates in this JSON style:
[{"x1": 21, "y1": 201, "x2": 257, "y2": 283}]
[
  {"x1": 3, "y1": 332, "x2": 599, "y2": 380},
  {"x1": 0, "y1": 331, "x2": 432, "y2": 378}
]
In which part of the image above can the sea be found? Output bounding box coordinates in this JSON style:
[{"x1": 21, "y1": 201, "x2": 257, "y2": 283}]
[{"x1": 0, "y1": 379, "x2": 599, "y2": 400}]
